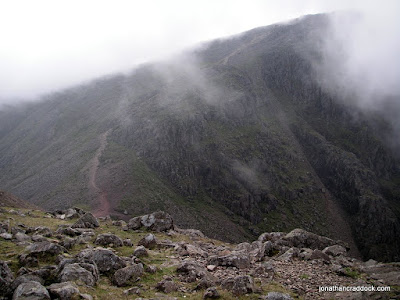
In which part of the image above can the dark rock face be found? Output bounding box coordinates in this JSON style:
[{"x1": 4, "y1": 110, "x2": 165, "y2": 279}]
[
  {"x1": 0, "y1": 260, "x2": 14, "y2": 297},
  {"x1": 72, "y1": 213, "x2": 99, "y2": 229},
  {"x1": 77, "y1": 248, "x2": 126, "y2": 274},
  {"x1": 128, "y1": 211, "x2": 174, "y2": 232},
  {"x1": 13, "y1": 281, "x2": 50, "y2": 300},
  {"x1": 94, "y1": 234, "x2": 123, "y2": 247}
]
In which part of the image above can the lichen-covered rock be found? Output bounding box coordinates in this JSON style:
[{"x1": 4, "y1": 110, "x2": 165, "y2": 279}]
[
  {"x1": 13, "y1": 281, "x2": 50, "y2": 300},
  {"x1": 72, "y1": 213, "x2": 99, "y2": 229},
  {"x1": 203, "y1": 287, "x2": 220, "y2": 299},
  {"x1": 207, "y1": 252, "x2": 250, "y2": 269},
  {"x1": 323, "y1": 245, "x2": 347, "y2": 257},
  {"x1": 155, "y1": 277, "x2": 178, "y2": 293},
  {"x1": 128, "y1": 211, "x2": 174, "y2": 232},
  {"x1": 59, "y1": 263, "x2": 97, "y2": 286},
  {"x1": 112, "y1": 263, "x2": 144, "y2": 287},
  {"x1": 47, "y1": 281, "x2": 81, "y2": 300},
  {"x1": 221, "y1": 275, "x2": 253, "y2": 296},
  {"x1": 77, "y1": 248, "x2": 126, "y2": 274},
  {"x1": 26, "y1": 241, "x2": 65, "y2": 256},
  {"x1": 134, "y1": 246, "x2": 148, "y2": 257},
  {"x1": 94, "y1": 234, "x2": 123, "y2": 247},
  {"x1": 11, "y1": 274, "x2": 44, "y2": 291},
  {"x1": 138, "y1": 234, "x2": 157, "y2": 249},
  {"x1": 0, "y1": 260, "x2": 14, "y2": 297},
  {"x1": 283, "y1": 229, "x2": 347, "y2": 250}
]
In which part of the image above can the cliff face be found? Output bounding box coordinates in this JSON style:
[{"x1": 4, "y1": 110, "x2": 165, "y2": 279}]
[{"x1": 0, "y1": 14, "x2": 399, "y2": 261}]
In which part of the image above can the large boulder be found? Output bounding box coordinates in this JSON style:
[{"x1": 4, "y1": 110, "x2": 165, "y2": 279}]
[
  {"x1": 112, "y1": 263, "x2": 144, "y2": 287},
  {"x1": 11, "y1": 274, "x2": 44, "y2": 291},
  {"x1": 77, "y1": 248, "x2": 126, "y2": 274},
  {"x1": 177, "y1": 260, "x2": 215, "y2": 283},
  {"x1": 0, "y1": 260, "x2": 14, "y2": 297},
  {"x1": 323, "y1": 245, "x2": 347, "y2": 257},
  {"x1": 221, "y1": 275, "x2": 254, "y2": 296},
  {"x1": 72, "y1": 213, "x2": 99, "y2": 229},
  {"x1": 283, "y1": 229, "x2": 347, "y2": 250},
  {"x1": 94, "y1": 234, "x2": 123, "y2": 247},
  {"x1": 13, "y1": 281, "x2": 50, "y2": 300},
  {"x1": 25, "y1": 241, "x2": 65, "y2": 256},
  {"x1": 47, "y1": 282, "x2": 81, "y2": 300},
  {"x1": 128, "y1": 211, "x2": 173, "y2": 232},
  {"x1": 59, "y1": 263, "x2": 98, "y2": 287}
]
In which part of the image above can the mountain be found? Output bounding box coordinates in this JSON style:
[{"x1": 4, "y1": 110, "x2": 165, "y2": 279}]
[{"x1": 0, "y1": 13, "x2": 399, "y2": 261}]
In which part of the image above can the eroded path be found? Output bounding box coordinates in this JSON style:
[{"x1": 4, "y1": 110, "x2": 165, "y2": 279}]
[{"x1": 90, "y1": 130, "x2": 111, "y2": 217}]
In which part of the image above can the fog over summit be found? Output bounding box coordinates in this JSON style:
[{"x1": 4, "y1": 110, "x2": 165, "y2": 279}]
[{"x1": 0, "y1": 0, "x2": 398, "y2": 106}]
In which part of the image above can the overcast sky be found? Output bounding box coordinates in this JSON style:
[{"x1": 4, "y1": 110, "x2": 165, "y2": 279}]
[{"x1": 0, "y1": 0, "x2": 397, "y2": 103}]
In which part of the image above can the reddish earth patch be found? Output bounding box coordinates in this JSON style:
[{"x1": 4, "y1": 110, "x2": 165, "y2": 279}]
[{"x1": 90, "y1": 130, "x2": 111, "y2": 217}]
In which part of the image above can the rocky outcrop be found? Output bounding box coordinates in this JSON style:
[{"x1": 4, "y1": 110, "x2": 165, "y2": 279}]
[{"x1": 128, "y1": 211, "x2": 174, "y2": 232}]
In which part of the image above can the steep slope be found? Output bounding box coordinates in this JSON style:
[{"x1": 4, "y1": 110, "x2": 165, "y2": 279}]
[
  {"x1": 0, "y1": 14, "x2": 399, "y2": 261},
  {"x1": 0, "y1": 190, "x2": 38, "y2": 209}
]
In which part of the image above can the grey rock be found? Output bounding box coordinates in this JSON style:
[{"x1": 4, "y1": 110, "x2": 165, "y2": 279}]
[
  {"x1": 61, "y1": 237, "x2": 76, "y2": 250},
  {"x1": 203, "y1": 287, "x2": 220, "y2": 299},
  {"x1": 26, "y1": 241, "x2": 65, "y2": 256},
  {"x1": 264, "y1": 291, "x2": 294, "y2": 299},
  {"x1": 0, "y1": 232, "x2": 12, "y2": 240},
  {"x1": 134, "y1": 246, "x2": 148, "y2": 257},
  {"x1": 207, "y1": 252, "x2": 250, "y2": 269},
  {"x1": 310, "y1": 249, "x2": 331, "y2": 262},
  {"x1": 94, "y1": 234, "x2": 123, "y2": 247},
  {"x1": 56, "y1": 227, "x2": 80, "y2": 237},
  {"x1": 123, "y1": 239, "x2": 133, "y2": 247},
  {"x1": 72, "y1": 213, "x2": 99, "y2": 229},
  {"x1": 155, "y1": 278, "x2": 178, "y2": 293},
  {"x1": 12, "y1": 281, "x2": 50, "y2": 300},
  {"x1": 221, "y1": 275, "x2": 253, "y2": 296},
  {"x1": 112, "y1": 263, "x2": 144, "y2": 287},
  {"x1": 177, "y1": 260, "x2": 215, "y2": 283},
  {"x1": 138, "y1": 234, "x2": 157, "y2": 249},
  {"x1": 277, "y1": 248, "x2": 299, "y2": 261},
  {"x1": 14, "y1": 232, "x2": 30, "y2": 242},
  {"x1": 0, "y1": 260, "x2": 14, "y2": 297},
  {"x1": 283, "y1": 229, "x2": 347, "y2": 250},
  {"x1": 47, "y1": 282, "x2": 80, "y2": 300},
  {"x1": 323, "y1": 245, "x2": 347, "y2": 257},
  {"x1": 11, "y1": 274, "x2": 44, "y2": 291},
  {"x1": 77, "y1": 248, "x2": 126, "y2": 274},
  {"x1": 59, "y1": 263, "x2": 97, "y2": 286},
  {"x1": 128, "y1": 211, "x2": 174, "y2": 232}
]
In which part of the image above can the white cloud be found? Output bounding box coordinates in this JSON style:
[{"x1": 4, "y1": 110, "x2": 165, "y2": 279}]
[{"x1": 0, "y1": 0, "x2": 397, "y2": 103}]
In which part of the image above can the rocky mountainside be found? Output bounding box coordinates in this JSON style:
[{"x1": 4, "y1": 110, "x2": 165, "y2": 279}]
[
  {"x1": 0, "y1": 13, "x2": 399, "y2": 261},
  {"x1": 0, "y1": 207, "x2": 399, "y2": 300}
]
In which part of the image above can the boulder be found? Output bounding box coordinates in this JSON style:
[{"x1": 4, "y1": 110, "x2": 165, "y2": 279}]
[
  {"x1": 56, "y1": 227, "x2": 80, "y2": 237},
  {"x1": 72, "y1": 213, "x2": 99, "y2": 229},
  {"x1": 0, "y1": 260, "x2": 14, "y2": 297},
  {"x1": 207, "y1": 252, "x2": 250, "y2": 269},
  {"x1": 258, "y1": 232, "x2": 285, "y2": 243},
  {"x1": 14, "y1": 232, "x2": 30, "y2": 242},
  {"x1": 112, "y1": 263, "x2": 144, "y2": 287},
  {"x1": 155, "y1": 277, "x2": 178, "y2": 293},
  {"x1": 138, "y1": 234, "x2": 157, "y2": 249},
  {"x1": 128, "y1": 211, "x2": 174, "y2": 232},
  {"x1": 283, "y1": 229, "x2": 347, "y2": 250},
  {"x1": 177, "y1": 260, "x2": 215, "y2": 283},
  {"x1": 77, "y1": 248, "x2": 126, "y2": 274},
  {"x1": 25, "y1": 241, "x2": 65, "y2": 256},
  {"x1": 323, "y1": 245, "x2": 347, "y2": 257},
  {"x1": 309, "y1": 250, "x2": 331, "y2": 262},
  {"x1": 134, "y1": 246, "x2": 148, "y2": 257},
  {"x1": 264, "y1": 292, "x2": 294, "y2": 299},
  {"x1": 12, "y1": 281, "x2": 50, "y2": 300},
  {"x1": 94, "y1": 234, "x2": 123, "y2": 247},
  {"x1": 59, "y1": 263, "x2": 97, "y2": 286},
  {"x1": 203, "y1": 287, "x2": 220, "y2": 299},
  {"x1": 277, "y1": 248, "x2": 299, "y2": 261},
  {"x1": 221, "y1": 275, "x2": 254, "y2": 296},
  {"x1": 11, "y1": 274, "x2": 44, "y2": 291},
  {"x1": 47, "y1": 282, "x2": 80, "y2": 300}
]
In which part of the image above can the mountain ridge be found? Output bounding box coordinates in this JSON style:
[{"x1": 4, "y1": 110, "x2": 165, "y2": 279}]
[{"x1": 0, "y1": 13, "x2": 399, "y2": 261}]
